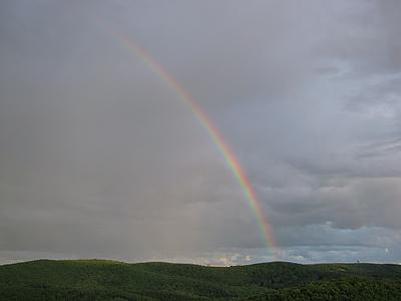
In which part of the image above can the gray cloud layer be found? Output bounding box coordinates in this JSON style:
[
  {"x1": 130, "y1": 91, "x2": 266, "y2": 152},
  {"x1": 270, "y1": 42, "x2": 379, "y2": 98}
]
[{"x1": 1, "y1": 0, "x2": 400, "y2": 265}]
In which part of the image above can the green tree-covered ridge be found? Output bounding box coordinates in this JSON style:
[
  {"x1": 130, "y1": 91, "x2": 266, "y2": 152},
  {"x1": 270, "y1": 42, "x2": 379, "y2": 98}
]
[{"x1": 1, "y1": 259, "x2": 401, "y2": 300}]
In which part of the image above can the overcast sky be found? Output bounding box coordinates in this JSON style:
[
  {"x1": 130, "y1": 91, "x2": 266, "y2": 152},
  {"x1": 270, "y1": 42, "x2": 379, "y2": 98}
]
[{"x1": 1, "y1": 0, "x2": 401, "y2": 266}]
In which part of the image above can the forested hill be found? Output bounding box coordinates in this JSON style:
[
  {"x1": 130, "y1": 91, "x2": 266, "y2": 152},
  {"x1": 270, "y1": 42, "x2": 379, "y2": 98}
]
[{"x1": 1, "y1": 259, "x2": 401, "y2": 300}]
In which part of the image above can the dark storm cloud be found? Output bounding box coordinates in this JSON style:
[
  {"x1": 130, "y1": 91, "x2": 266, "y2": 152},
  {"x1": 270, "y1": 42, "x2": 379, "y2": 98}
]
[
  {"x1": 316, "y1": 0, "x2": 401, "y2": 75},
  {"x1": 0, "y1": 0, "x2": 400, "y2": 264}
]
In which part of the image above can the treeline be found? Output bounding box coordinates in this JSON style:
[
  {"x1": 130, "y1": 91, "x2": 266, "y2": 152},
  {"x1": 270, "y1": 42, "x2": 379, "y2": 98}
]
[
  {"x1": 1, "y1": 260, "x2": 401, "y2": 300},
  {"x1": 247, "y1": 279, "x2": 401, "y2": 301}
]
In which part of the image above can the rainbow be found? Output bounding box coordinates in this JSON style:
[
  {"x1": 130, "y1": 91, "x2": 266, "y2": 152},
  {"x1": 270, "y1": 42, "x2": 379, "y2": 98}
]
[{"x1": 113, "y1": 32, "x2": 279, "y2": 258}]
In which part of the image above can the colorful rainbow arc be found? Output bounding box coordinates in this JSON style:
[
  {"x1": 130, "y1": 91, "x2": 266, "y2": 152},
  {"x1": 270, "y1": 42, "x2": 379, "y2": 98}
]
[{"x1": 114, "y1": 32, "x2": 279, "y2": 258}]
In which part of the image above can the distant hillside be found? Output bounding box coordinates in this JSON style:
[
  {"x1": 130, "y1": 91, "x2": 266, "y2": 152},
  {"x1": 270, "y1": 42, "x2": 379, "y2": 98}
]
[{"x1": 1, "y1": 260, "x2": 401, "y2": 300}]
